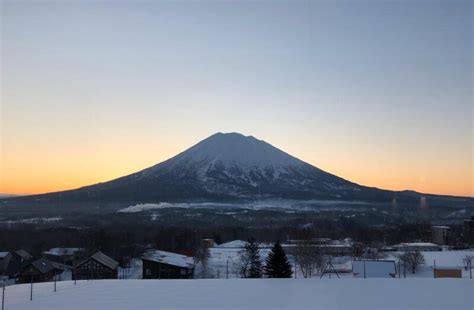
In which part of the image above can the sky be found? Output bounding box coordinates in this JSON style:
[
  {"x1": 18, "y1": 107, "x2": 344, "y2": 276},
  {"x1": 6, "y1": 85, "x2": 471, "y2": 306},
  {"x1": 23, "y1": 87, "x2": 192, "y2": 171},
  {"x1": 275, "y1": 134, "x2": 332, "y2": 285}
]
[{"x1": 0, "y1": 0, "x2": 472, "y2": 197}]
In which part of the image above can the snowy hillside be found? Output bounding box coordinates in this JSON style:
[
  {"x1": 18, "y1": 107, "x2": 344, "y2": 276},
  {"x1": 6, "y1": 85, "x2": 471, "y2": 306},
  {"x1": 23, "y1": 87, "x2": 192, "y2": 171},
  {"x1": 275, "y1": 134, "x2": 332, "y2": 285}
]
[{"x1": 5, "y1": 278, "x2": 473, "y2": 310}]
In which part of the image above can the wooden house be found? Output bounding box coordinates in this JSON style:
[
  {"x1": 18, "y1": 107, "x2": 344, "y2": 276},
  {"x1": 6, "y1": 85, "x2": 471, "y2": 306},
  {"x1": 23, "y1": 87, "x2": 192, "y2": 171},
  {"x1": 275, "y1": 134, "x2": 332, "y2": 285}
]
[
  {"x1": 12, "y1": 249, "x2": 33, "y2": 263},
  {"x1": 142, "y1": 250, "x2": 194, "y2": 279},
  {"x1": 18, "y1": 257, "x2": 70, "y2": 283},
  {"x1": 73, "y1": 251, "x2": 119, "y2": 280}
]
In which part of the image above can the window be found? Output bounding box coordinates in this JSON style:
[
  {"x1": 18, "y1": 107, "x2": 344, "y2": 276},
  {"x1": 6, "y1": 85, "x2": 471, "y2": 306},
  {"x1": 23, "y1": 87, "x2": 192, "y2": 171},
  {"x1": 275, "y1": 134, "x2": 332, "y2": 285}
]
[
  {"x1": 146, "y1": 269, "x2": 151, "y2": 276},
  {"x1": 180, "y1": 269, "x2": 187, "y2": 275}
]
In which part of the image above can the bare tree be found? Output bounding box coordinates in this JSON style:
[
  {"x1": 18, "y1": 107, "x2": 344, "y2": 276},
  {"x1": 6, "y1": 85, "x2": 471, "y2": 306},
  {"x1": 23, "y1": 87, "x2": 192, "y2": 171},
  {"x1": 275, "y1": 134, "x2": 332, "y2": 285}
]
[
  {"x1": 293, "y1": 240, "x2": 319, "y2": 278},
  {"x1": 239, "y1": 248, "x2": 251, "y2": 278},
  {"x1": 318, "y1": 255, "x2": 330, "y2": 274},
  {"x1": 362, "y1": 247, "x2": 387, "y2": 260},
  {"x1": 398, "y1": 251, "x2": 425, "y2": 274},
  {"x1": 351, "y1": 242, "x2": 366, "y2": 258},
  {"x1": 194, "y1": 242, "x2": 210, "y2": 278},
  {"x1": 462, "y1": 255, "x2": 474, "y2": 271},
  {"x1": 314, "y1": 253, "x2": 328, "y2": 275},
  {"x1": 239, "y1": 238, "x2": 262, "y2": 278}
]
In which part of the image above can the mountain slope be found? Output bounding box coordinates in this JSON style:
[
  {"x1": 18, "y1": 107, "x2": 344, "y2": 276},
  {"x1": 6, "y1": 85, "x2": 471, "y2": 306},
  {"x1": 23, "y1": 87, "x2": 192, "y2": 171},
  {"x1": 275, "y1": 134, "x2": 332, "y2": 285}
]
[{"x1": 4, "y1": 132, "x2": 471, "y2": 204}]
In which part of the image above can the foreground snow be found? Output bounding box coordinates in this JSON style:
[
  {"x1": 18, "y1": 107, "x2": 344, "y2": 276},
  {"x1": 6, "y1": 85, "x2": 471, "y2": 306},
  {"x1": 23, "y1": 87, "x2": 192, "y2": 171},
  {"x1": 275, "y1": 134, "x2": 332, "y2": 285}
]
[{"x1": 5, "y1": 279, "x2": 473, "y2": 310}]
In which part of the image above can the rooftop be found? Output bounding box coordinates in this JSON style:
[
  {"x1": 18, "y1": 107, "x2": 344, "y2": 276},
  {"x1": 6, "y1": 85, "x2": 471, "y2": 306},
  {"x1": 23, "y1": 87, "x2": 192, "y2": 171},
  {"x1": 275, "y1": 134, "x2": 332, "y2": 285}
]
[
  {"x1": 90, "y1": 252, "x2": 119, "y2": 270},
  {"x1": 397, "y1": 242, "x2": 439, "y2": 247},
  {"x1": 142, "y1": 250, "x2": 194, "y2": 268},
  {"x1": 44, "y1": 248, "x2": 83, "y2": 256}
]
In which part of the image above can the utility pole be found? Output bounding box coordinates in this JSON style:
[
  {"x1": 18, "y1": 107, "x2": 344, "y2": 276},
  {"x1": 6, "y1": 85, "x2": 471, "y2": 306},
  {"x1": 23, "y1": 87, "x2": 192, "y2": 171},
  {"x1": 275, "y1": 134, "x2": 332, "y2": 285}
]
[
  {"x1": 226, "y1": 260, "x2": 229, "y2": 279},
  {"x1": 30, "y1": 276, "x2": 33, "y2": 301},
  {"x1": 294, "y1": 256, "x2": 297, "y2": 279},
  {"x1": 2, "y1": 281, "x2": 5, "y2": 310},
  {"x1": 468, "y1": 260, "x2": 472, "y2": 279},
  {"x1": 363, "y1": 261, "x2": 366, "y2": 279}
]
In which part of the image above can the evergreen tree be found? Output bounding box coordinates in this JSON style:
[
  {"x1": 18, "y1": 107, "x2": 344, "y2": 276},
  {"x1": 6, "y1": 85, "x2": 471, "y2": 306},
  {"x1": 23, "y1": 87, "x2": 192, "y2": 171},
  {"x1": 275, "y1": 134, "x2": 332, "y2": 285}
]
[
  {"x1": 264, "y1": 242, "x2": 293, "y2": 278},
  {"x1": 240, "y1": 238, "x2": 262, "y2": 278}
]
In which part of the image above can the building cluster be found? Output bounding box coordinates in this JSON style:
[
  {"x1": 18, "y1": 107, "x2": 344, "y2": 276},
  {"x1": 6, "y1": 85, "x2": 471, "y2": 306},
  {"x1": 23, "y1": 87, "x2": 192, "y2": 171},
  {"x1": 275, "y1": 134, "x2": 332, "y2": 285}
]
[
  {"x1": 0, "y1": 247, "x2": 195, "y2": 284},
  {"x1": 0, "y1": 248, "x2": 123, "y2": 284},
  {"x1": 1, "y1": 216, "x2": 473, "y2": 284}
]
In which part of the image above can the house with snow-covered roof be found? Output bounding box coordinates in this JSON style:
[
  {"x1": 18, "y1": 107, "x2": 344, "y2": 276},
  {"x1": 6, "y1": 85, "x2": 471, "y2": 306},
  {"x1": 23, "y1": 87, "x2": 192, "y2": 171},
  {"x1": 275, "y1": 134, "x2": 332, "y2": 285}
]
[
  {"x1": 394, "y1": 242, "x2": 441, "y2": 252},
  {"x1": 1, "y1": 250, "x2": 34, "y2": 283},
  {"x1": 142, "y1": 250, "x2": 194, "y2": 279},
  {"x1": 43, "y1": 247, "x2": 84, "y2": 265},
  {"x1": 73, "y1": 251, "x2": 119, "y2": 280},
  {"x1": 18, "y1": 257, "x2": 70, "y2": 283},
  {"x1": 12, "y1": 249, "x2": 33, "y2": 263}
]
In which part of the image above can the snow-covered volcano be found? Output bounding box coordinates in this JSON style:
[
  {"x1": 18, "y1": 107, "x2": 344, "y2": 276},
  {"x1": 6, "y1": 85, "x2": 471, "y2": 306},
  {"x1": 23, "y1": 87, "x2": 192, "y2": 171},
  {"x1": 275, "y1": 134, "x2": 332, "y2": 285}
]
[
  {"x1": 11, "y1": 132, "x2": 452, "y2": 203},
  {"x1": 106, "y1": 132, "x2": 374, "y2": 201}
]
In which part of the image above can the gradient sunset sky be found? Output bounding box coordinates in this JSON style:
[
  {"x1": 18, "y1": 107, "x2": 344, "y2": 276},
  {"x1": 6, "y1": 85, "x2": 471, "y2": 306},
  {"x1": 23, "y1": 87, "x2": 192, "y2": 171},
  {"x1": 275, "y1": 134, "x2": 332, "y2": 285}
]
[{"x1": 0, "y1": 0, "x2": 472, "y2": 197}]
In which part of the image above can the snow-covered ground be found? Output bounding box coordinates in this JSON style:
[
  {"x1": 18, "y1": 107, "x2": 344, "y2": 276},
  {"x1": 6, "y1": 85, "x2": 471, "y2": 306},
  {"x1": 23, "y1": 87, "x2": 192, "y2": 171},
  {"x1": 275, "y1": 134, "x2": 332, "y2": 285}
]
[
  {"x1": 199, "y1": 242, "x2": 474, "y2": 279},
  {"x1": 386, "y1": 250, "x2": 474, "y2": 278},
  {"x1": 4, "y1": 278, "x2": 473, "y2": 310}
]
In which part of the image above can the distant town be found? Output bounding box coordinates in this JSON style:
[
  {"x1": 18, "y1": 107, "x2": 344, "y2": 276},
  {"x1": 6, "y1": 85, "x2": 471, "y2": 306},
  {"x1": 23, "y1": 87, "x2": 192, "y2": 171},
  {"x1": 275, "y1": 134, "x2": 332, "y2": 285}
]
[{"x1": 1, "y1": 216, "x2": 473, "y2": 286}]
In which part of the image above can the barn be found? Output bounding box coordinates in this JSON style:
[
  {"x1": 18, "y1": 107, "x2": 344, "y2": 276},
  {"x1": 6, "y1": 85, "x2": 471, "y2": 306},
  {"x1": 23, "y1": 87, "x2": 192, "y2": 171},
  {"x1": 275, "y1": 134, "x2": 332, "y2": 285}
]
[
  {"x1": 73, "y1": 251, "x2": 119, "y2": 280},
  {"x1": 142, "y1": 250, "x2": 194, "y2": 279}
]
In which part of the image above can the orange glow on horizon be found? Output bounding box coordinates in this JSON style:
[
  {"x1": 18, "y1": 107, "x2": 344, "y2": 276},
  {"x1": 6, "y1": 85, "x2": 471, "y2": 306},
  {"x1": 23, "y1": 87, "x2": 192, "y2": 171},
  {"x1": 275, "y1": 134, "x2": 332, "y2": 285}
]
[{"x1": 1, "y1": 143, "x2": 472, "y2": 197}]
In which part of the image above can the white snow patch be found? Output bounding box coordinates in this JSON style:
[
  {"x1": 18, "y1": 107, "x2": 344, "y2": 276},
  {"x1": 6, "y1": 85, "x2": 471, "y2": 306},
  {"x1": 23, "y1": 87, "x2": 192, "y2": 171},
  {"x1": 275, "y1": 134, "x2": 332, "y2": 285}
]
[
  {"x1": 2, "y1": 217, "x2": 62, "y2": 224},
  {"x1": 4, "y1": 279, "x2": 473, "y2": 310}
]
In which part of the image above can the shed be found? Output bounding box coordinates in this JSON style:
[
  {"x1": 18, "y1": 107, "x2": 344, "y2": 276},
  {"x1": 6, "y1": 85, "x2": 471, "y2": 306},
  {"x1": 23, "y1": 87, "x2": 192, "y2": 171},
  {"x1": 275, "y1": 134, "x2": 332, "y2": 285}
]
[
  {"x1": 73, "y1": 251, "x2": 119, "y2": 280},
  {"x1": 352, "y1": 260, "x2": 397, "y2": 278},
  {"x1": 142, "y1": 250, "x2": 194, "y2": 279},
  {"x1": 434, "y1": 268, "x2": 462, "y2": 278}
]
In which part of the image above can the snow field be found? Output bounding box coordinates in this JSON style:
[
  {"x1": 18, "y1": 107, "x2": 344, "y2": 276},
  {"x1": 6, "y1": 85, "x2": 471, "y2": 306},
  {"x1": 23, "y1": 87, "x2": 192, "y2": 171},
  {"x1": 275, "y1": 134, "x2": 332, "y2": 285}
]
[{"x1": 4, "y1": 278, "x2": 473, "y2": 310}]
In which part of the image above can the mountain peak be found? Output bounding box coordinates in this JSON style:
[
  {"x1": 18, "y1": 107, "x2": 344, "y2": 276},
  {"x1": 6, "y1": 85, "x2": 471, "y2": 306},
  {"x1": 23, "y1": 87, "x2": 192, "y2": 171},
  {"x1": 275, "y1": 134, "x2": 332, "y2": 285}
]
[
  {"x1": 206, "y1": 132, "x2": 258, "y2": 142},
  {"x1": 177, "y1": 132, "x2": 300, "y2": 167}
]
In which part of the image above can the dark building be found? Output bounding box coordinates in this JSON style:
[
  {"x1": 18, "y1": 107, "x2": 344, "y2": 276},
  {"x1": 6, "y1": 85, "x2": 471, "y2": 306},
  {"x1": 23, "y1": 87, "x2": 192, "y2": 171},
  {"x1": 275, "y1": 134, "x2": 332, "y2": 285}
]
[
  {"x1": 464, "y1": 216, "x2": 474, "y2": 245},
  {"x1": 18, "y1": 257, "x2": 70, "y2": 283},
  {"x1": 12, "y1": 250, "x2": 33, "y2": 263},
  {"x1": 43, "y1": 248, "x2": 84, "y2": 266},
  {"x1": 1, "y1": 250, "x2": 34, "y2": 283},
  {"x1": 73, "y1": 251, "x2": 119, "y2": 280},
  {"x1": 0, "y1": 252, "x2": 12, "y2": 280},
  {"x1": 432, "y1": 226, "x2": 451, "y2": 245},
  {"x1": 142, "y1": 250, "x2": 194, "y2": 279}
]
